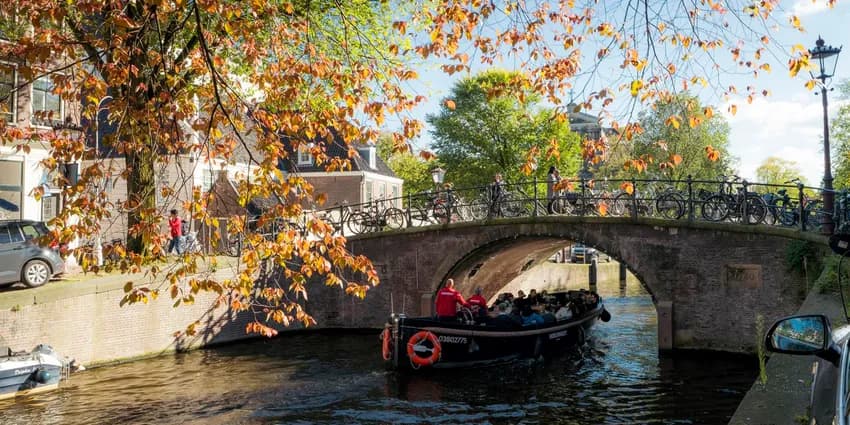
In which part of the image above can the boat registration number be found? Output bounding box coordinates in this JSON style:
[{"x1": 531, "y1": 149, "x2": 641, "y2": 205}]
[
  {"x1": 438, "y1": 335, "x2": 468, "y2": 344},
  {"x1": 548, "y1": 331, "x2": 567, "y2": 340}
]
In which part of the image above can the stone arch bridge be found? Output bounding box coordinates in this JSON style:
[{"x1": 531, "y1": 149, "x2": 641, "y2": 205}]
[{"x1": 305, "y1": 216, "x2": 828, "y2": 354}]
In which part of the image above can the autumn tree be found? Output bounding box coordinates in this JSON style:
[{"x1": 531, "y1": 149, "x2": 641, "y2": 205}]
[
  {"x1": 428, "y1": 70, "x2": 581, "y2": 188},
  {"x1": 600, "y1": 94, "x2": 734, "y2": 181},
  {"x1": 833, "y1": 81, "x2": 850, "y2": 189},
  {"x1": 0, "y1": 0, "x2": 838, "y2": 335}
]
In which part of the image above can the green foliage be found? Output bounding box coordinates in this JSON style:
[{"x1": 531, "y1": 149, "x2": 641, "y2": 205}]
[
  {"x1": 756, "y1": 157, "x2": 805, "y2": 187},
  {"x1": 833, "y1": 81, "x2": 850, "y2": 190},
  {"x1": 786, "y1": 240, "x2": 822, "y2": 277},
  {"x1": 813, "y1": 255, "x2": 850, "y2": 294},
  {"x1": 600, "y1": 93, "x2": 734, "y2": 181},
  {"x1": 427, "y1": 70, "x2": 582, "y2": 188},
  {"x1": 376, "y1": 133, "x2": 439, "y2": 199},
  {"x1": 755, "y1": 314, "x2": 767, "y2": 385}
]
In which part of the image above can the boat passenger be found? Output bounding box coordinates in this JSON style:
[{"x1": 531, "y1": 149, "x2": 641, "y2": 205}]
[
  {"x1": 521, "y1": 306, "x2": 544, "y2": 326},
  {"x1": 555, "y1": 301, "x2": 573, "y2": 321},
  {"x1": 528, "y1": 289, "x2": 539, "y2": 306},
  {"x1": 467, "y1": 287, "x2": 488, "y2": 318},
  {"x1": 492, "y1": 303, "x2": 522, "y2": 327},
  {"x1": 513, "y1": 290, "x2": 528, "y2": 311},
  {"x1": 434, "y1": 278, "x2": 470, "y2": 321}
]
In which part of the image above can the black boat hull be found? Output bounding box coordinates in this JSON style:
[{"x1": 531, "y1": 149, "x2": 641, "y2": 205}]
[{"x1": 385, "y1": 305, "x2": 605, "y2": 370}]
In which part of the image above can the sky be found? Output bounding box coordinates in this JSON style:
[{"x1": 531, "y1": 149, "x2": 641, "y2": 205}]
[{"x1": 394, "y1": 0, "x2": 850, "y2": 186}]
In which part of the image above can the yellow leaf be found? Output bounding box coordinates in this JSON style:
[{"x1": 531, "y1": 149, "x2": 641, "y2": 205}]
[
  {"x1": 805, "y1": 79, "x2": 817, "y2": 90},
  {"x1": 630, "y1": 80, "x2": 643, "y2": 97},
  {"x1": 665, "y1": 115, "x2": 681, "y2": 129},
  {"x1": 790, "y1": 15, "x2": 802, "y2": 30},
  {"x1": 619, "y1": 182, "x2": 634, "y2": 195},
  {"x1": 444, "y1": 99, "x2": 456, "y2": 110},
  {"x1": 729, "y1": 104, "x2": 737, "y2": 116}
]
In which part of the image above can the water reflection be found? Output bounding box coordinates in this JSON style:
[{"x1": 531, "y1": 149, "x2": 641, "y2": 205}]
[{"x1": 0, "y1": 280, "x2": 755, "y2": 425}]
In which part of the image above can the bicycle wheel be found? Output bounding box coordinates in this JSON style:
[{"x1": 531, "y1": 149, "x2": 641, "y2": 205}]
[
  {"x1": 743, "y1": 195, "x2": 767, "y2": 224},
  {"x1": 383, "y1": 208, "x2": 406, "y2": 229},
  {"x1": 346, "y1": 212, "x2": 369, "y2": 235},
  {"x1": 549, "y1": 196, "x2": 571, "y2": 215},
  {"x1": 656, "y1": 192, "x2": 685, "y2": 219},
  {"x1": 470, "y1": 198, "x2": 489, "y2": 220},
  {"x1": 611, "y1": 193, "x2": 631, "y2": 217},
  {"x1": 701, "y1": 195, "x2": 729, "y2": 222},
  {"x1": 778, "y1": 205, "x2": 797, "y2": 227},
  {"x1": 803, "y1": 201, "x2": 825, "y2": 231},
  {"x1": 432, "y1": 203, "x2": 450, "y2": 223}
]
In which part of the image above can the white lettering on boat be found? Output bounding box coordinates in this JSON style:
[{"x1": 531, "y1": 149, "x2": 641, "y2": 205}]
[
  {"x1": 438, "y1": 335, "x2": 467, "y2": 344},
  {"x1": 549, "y1": 331, "x2": 567, "y2": 340},
  {"x1": 13, "y1": 368, "x2": 33, "y2": 376}
]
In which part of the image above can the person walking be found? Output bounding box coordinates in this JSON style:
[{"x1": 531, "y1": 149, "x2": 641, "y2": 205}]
[
  {"x1": 488, "y1": 173, "x2": 506, "y2": 218},
  {"x1": 167, "y1": 209, "x2": 183, "y2": 255},
  {"x1": 547, "y1": 166, "x2": 561, "y2": 214}
]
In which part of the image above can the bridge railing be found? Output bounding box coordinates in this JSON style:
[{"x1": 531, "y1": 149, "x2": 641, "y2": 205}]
[{"x1": 302, "y1": 176, "x2": 845, "y2": 237}]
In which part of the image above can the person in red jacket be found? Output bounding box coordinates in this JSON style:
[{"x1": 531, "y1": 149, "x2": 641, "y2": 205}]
[
  {"x1": 467, "y1": 287, "x2": 488, "y2": 318},
  {"x1": 167, "y1": 209, "x2": 183, "y2": 255},
  {"x1": 434, "y1": 279, "x2": 469, "y2": 321}
]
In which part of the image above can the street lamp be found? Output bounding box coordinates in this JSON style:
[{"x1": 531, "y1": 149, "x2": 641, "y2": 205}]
[
  {"x1": 93, "y1": 95, "x2": 112, "y2": 266},
  {"x1": 430, "y1": 167, "x2": 446, "y2": 188},
  {"x1": 809, "y1": 36, "x2": 842, "y2": 234}
]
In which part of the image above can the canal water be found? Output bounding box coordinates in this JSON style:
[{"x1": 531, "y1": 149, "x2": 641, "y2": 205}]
[{"x1": 0, "y1": 278, "x2": 756, "y2": 425}]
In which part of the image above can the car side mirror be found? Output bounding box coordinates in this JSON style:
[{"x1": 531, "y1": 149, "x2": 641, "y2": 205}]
[{"x1": 765, "y1": 314, "x2": 839, "y2": 365}]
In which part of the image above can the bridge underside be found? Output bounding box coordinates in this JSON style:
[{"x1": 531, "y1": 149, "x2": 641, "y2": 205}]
[{"x1": 306, "y1": 217, "x2": 826, "y2": 354}]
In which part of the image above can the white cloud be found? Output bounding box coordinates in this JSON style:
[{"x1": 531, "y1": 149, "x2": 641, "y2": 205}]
[
  {"x1": 789, "y1": 0, "x2": 832, "y2": 17},
  {"x1": 723, "y1": 96, "x2": 847, "y2": 186}
]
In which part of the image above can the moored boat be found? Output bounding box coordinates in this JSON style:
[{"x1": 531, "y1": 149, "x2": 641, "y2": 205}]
[
  {"x1": 381, "y1": 290, "x2": 611, "y2": 370},
  {"x1": 0, "y1": 344, "x2": 66, "y2": 400}
]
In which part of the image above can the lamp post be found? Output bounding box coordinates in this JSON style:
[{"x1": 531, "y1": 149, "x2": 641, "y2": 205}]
[
  {"x1": 809, "y1": 36, "x2": 842, "y2": 234},
  {"x1": 93, "y1": 95, "x2": 112, "y2": 266},
  {"x1": 430, "y1": 167, "x2": 446, "y2": 188}
]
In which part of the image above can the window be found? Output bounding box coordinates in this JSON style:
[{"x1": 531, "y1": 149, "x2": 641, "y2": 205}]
[
  {"x1": 0, "y1": 65, "x2": 15, "y2": 123},
  {"x1": 0, "y1": 225, "x2": 10, "y2": 244},
  {"x1": 32, "y1": 76, "x2": 62, "y2": 126},
  {"x1": 0, "y1": 160, "x2": 22, "y2": 220},
  {"x1": 297, "y1": 145, "x2": 312, "y2": 166},
  {"x1": 41, "y1": 195, "x2": 58, "y2": 221},
  {"x1": 19, "y1": 223, "x2": 41, "y2": 241},
  {"x1": 365, "y1": 181, "x2": 373, "y2": 203},
  {"x1": 391, "y1": 185, "x2": 400, "y2": 207},
  {"x1": 8, "y1": 225, "x2": 22, "y2": 243}
]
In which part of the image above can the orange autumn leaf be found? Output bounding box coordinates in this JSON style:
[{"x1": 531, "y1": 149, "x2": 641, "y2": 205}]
[
  {"x1": 444, "y1": 99, "x2": 456, "y2": 110},
  {"x1": 597, "y1": 202, "x2": 609, "y2": 216},
  {"x1": 619, "y1": 182, "x2": 634, "y2": 195},
  {"x1": 670, "y1": 153, "x2": 683, "y2": 166}
]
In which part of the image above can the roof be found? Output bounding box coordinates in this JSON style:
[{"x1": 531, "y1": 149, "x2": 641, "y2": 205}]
[{"x1": 279, "y1": 131, "x2": 398, "y2": 178}]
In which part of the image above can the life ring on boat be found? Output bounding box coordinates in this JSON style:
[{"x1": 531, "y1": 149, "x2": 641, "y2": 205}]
[
  {"x1": 381, "y1": 328, "x2": 392, "y2": 361},
  {"x1": 406, "y1": 331, "x2": 441, "y2": 367}
]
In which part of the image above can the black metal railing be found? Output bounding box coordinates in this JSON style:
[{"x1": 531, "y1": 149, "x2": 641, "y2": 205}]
[{"x1": 246, "y1": 176, "x2": 847, "y2": 241}]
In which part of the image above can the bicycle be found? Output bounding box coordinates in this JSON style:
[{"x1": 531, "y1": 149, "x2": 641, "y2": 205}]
[
  {"x1": 701, "y1": 176, "x2": 767, "y2": 224},
  {"x1": 347, "y1": 197, "x2": 406, "y2": 234}
]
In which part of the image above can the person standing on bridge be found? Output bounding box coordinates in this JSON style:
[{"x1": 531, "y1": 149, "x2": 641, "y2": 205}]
[
  {"x1": 488, "y1": 173, "x2": 506, "y2": 218},
  {"x1": 547, "y1": 166, "x2": 561, "y2": 214},
  {"x1": 435, "y1": 279, "x2": 470, "y2": 321}
]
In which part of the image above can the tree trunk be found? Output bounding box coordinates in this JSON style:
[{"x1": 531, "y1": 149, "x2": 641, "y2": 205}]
[{"x1": 125, "y1": 148, "x2": 157, "y2": 254}]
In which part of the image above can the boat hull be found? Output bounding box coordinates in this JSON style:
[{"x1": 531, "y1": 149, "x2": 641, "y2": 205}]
[
  {"x1": 0, "y1": 346, "x2": 64, "y2": 400},
  {"x1": 386, "y1": 304, "x2": 605, "y2": 370}
]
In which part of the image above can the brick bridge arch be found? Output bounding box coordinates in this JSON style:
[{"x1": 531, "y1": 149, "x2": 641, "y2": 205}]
[{"x1": 307, "y1": 216, "x2": 827, "y2": 354}]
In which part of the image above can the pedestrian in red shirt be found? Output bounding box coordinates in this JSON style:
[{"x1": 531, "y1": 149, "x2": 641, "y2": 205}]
[
  {"x1": 167, "y1": 209, "x2": 183, "y2": 255},
  {"x1": 434, "y1": 279, "x2": 469, "y2": 321},
  {"x1": 467, "y1": 287, "x2": 488, "y2": 318}
]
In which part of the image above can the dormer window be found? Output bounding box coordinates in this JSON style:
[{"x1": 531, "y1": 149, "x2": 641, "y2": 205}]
[
  {"x1": 297, "y1": 145, "x2": 313, "y2": 166},
  {"x1": 32, "y1": 76, "x2": 63, "y2": 127},
  {"x1": 358, "y1": 144, "x2": 377, "y2": 169}
]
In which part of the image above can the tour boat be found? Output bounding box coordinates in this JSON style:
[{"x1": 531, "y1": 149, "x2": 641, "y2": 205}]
[
  {"x1": 380, "y1": 290, "x2": 610, "y2": 370},
  {"x1": 0, "y1": 344, "x2": 66, "y2": 400}
]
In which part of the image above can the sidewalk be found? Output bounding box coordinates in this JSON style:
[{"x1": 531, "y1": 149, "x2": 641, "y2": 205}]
[
  {"x1": 729, "y1": 291, "x2": 846, "y2": 425},
  {"x1": 0, "y1": 256, "x2": 240, "y2": 311}
]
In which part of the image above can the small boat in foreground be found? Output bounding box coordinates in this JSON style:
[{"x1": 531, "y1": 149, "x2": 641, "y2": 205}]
[
  {"x1": 381, "y1": 290, "x2": 611, "y2": 370},
  {"x1": 0, "y1": 344, "x2": 66, "y2": 400}
]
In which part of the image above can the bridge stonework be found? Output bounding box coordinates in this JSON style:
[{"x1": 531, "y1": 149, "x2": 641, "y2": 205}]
[{"x1": 304, "y1": 216, "x2": 827, "y2": 354}]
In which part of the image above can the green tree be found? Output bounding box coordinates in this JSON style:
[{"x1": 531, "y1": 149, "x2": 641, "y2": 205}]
[
  {"x1": 756, "y1": 157, "x2": 805, "y2": 186},
  {"x1": 376, "y1": 134, "x2": 438, "y2": 198},
  {"x1": 427, "y1": 70, "x2": 581, "y2": 189},
  {"x1": 600, "y1": 93, "x2": 734, "y2": 182},
  {"x1": 833, "y1": 81, "x2": 850, "y2": 189}
]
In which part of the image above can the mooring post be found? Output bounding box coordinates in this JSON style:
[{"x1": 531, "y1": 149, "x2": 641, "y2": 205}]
[
  {"x1": 619, "y1": 262, "x2": 627, "y2": 297},
  {"x1": 588, "y1": 257, "x2": 598, "y2": 292},
  {"x1": 657, "y1": 301, "x2": 674, "y2": 351}
]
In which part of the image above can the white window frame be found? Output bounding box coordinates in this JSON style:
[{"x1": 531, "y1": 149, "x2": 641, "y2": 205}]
[
  {"x1": 297, "y1": 145, "x2": 313, "y2": 166},
  {"x1": 30, "y1": 75, "x2": 63, "y2": 128},
  {"x1": 0, "y1": 62, "x2": 16, "y2": 125}
]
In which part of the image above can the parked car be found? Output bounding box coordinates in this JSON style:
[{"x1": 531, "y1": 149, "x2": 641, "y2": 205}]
[
  {"x1": 0, "y1": 220, "x2": 64, "y2": 288},
  {"x1": 764, "y1": 314, "x2": 850, "y2": 424}
]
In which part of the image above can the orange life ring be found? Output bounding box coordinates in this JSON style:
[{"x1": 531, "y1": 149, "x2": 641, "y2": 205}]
[
  {"x1": 381, "y1": 328, "x2": 392, "y2": 361},
  {"x1": 406, "y1": 331, "x2": 441, "y2": 367}
]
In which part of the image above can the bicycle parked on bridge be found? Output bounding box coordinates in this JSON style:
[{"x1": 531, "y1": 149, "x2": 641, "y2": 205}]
[
  {"x1": 347, "y1": 197, "x2": 406, "y2": 235},
  {"x1": 701, "y1": 176, "x2": 767, "y2": 224}
]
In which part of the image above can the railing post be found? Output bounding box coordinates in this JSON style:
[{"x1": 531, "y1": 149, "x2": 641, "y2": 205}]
[
  {"x1": 580, "y1": 177, "x2": 587, "y2": 217},
  {"x1": 798, "y1": 183, "x2": 806, "y2": 232},
  {"x1": 687, "y1": 175, "x2": 694, "y2": 222},
  {"x1": 406, "y1": 192, "x2": 413, "y2": 228},
  {"x1": 447, "y1": 188, "x2": 453, "y2": 224},
  {"x1": 338, "y1": 204, "x2": 345, "y2": 235},
  {"x1": 630, "y1": 177, "x2": 638, "y2": 220},
  {"x1": 742, "y1": 180, "x2": 750, "y2": 225},
  {"x1": 533, "y1": 176, "x2": 538, "y2": 217}
]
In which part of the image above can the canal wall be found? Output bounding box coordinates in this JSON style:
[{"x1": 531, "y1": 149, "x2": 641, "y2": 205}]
[
  {"x1": 0, "y1": 266, "x2": 279, "y2": 366},
  {"x1": 498, "y1": 262, "x2": 622, "y2": 296}
]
